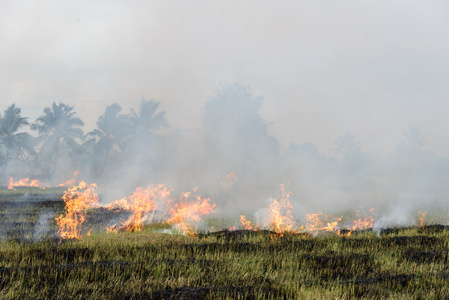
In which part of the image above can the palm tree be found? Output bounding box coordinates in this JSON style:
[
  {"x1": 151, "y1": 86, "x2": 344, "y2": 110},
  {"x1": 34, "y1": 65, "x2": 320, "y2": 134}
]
[
  {"x1": 126, "y1": 99, "x2": 168, "y2": 152},
  {"x1": 0, "y1": 104, "x2": 34, "y2": 173},
  {"x1": 130, "y1": 99, "x2": 168, "y2": 135},
  {"x1": 31, "y1": 103, "x2": 84, "y2": 175},
  {"x1": 84, "y1": 103, "x2": 130, "y2": 176},
  {"x1": 86, "y1": 103, "x2": 129, "y2": 150}
]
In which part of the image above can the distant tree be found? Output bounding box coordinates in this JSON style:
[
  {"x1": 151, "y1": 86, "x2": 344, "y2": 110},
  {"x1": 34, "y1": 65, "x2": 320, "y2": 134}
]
[
  {"x1": 202, "y1": 83, "x2": 280, "y2": 182},
  {"x1": 124, "y1": 99, "x2": 168, "y2": 157},
  {"x1": 86, "y1": 104, "x2": 129, "y2": 151},
  {"x1": 333, "y1": 132, "x2": 362, "y2": 159},
  {"x1": 395, "y1": 125, "x2": 432, "y2": 161},
  {"x1": 330, "y1": 132, "x2": 372, "y2": 176},
  {"x1": 130, "y1": 99, "x2": 168, "y2": 138},
  {"x1": 84, "y1": 104, "x2": 130, "y2": 176},
  {"x1": 0, "y1": 104, "x2": 34, "y2": 173},
  {"x1": 203, "y1": 83, "x2": 267, "y2": 141},
  {"x1": 31, "y1": 103, "x2": 84, "y2": 175},
  {"x1": 283, "y1": 142, "x2": 322, "y2": 163}
]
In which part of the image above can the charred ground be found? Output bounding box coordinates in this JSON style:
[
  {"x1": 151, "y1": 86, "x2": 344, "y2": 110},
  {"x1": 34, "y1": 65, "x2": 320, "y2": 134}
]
[{"x1": 0, "y1": 190, "x2": 449, "y2": 299}]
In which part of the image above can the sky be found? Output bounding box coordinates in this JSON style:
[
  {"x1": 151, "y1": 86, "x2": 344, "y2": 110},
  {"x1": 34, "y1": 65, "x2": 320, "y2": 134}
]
[{"x1": 1, "y1": 0, "x2": 449, "y2": 156}]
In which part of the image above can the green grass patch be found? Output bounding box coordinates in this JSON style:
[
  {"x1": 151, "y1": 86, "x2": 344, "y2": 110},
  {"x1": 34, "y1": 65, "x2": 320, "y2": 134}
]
[{"x1": 0, "y1": 191, "x2": 449, "y2": 298}]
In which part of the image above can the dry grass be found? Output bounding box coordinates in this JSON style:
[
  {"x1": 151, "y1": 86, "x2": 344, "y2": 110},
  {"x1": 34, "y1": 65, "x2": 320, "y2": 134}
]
[{"x1": 1, "y1": 190, "x2": 449, "y2": 299}]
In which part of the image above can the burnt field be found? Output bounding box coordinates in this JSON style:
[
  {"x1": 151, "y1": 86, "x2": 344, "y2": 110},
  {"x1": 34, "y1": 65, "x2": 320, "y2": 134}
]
[{"x1": 1, "y1": 189, "x2": 449, "y2": 299}]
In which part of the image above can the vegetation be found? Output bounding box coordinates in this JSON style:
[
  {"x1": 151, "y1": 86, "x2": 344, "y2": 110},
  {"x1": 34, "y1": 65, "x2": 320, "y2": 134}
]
[
  {"x1": 30, "y1": 103, "x2": 85, "y2": 176},
  {"x1": 0, "y1": 189, "x2": 449, "y2": 299},
  {"x1": 0, "y1": 85, "x2": 446, "y2": 202},
  {"x1": 1, "y1": 85, "x2": 449, "y2": 298},
  {"x1": 0, "y1": 104, "x2": 34, "y2": 174}
]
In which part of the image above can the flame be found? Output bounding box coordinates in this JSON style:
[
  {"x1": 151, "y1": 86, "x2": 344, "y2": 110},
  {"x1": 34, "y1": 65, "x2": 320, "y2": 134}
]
[
  {"x1": 103, "y1": 184, "x2": 215, "y2": 235},
  {"x1": 167, "y1": 196, "x2": 215, "y2": 235},
  {"x1": 350, "y1": 209, "x2": 375, "y2": 231},
  {"x1": 106, "y1": 184, "x2": 171, "y2": 232},
  {"x1": 220, "y1": 172, "x2": 237, "y2": 187},
  {"x1": 418, "y1": 210, "x2": 426, "y2": 227},
  {"x1": 268, "y1": 184, "x2": 297, "y2": 232},
  {"x1": 8, "y1": 172, "x2": 79, "y2": 190},
  {"x1": 240, "y1": 215, "x2": 259, "y2": 230},
  {"x1": 54, "y1": 179, "x2": 216, "y2": 239},
  {"x1": 8, "y1": 177, "x2": 41, "y2": 189},
  {"x1": 55, "y1": 181, "x2": 99, "y2": 239},
  {"x1": 106, "y1": 225, "x2": 118, "y2": 234},
  {"x1": 57, "y1": 171, "x2": 80, "y2": 187},
  {"x1": 305, "y1": 212, "x2": 341, "y2": 232}
]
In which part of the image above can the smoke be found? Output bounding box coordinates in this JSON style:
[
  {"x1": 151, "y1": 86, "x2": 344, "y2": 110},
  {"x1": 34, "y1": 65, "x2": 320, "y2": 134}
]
[
  {"x1": 2, "y1": 1, "x2": 449, "y2": 228},
  {"x1": 33, "y1": 210, "x2": 55, "y2": 241},
  {"x1": 2, "y1": 82, "x2": 449, "y2": 229}
]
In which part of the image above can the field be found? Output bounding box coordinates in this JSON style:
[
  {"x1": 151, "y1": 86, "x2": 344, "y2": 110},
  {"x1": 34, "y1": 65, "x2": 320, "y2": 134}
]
[{"x1": 0, "y1": 188, "x2": 448, "y2": 299}]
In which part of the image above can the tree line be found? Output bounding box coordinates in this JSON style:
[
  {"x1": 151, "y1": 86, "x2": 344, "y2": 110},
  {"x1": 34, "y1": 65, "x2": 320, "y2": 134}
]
[
  {"x1": 0, "y1": 99, "x2": 168, "y2": 181},
  {"x1": 0, "y1": 83, "x2": 445, "y2": 210}
]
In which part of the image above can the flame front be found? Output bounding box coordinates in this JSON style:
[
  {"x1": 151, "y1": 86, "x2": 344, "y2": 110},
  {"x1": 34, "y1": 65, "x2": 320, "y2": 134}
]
[
  {"x1": 52, "y1": 179, "x2": 434, "y2": 240},
  {"x1": 268, "y1": 184, "x2": 297, "y2": 232},
  {"x1": 106, "y1": 184, "x2": 171, "y2": 232},
  {"x1": 8, "y1": 177, "x2": 40, "y2": 189},
  {"x1": 350, "y1": 209, "x2": 375, "y2": 231},
  {"x1": 55, "y1": 181, "x2": 99, "y2": 239},
  {"x1": 240, "y1": 215, "x2": 259, "y2": 230},
  {"x1": 167, "y1": 196, "x2": 215, "y2": 234},
  {"x1": 418, "y1": 210, "x2": 426, "y2": 227},
  {"x1": 305, "y1": 212, "x2": 341, "y2": 232}
]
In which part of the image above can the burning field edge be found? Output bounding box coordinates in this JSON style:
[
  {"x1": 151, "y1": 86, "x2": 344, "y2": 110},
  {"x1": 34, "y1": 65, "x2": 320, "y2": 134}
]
[{"x1": 1, "y1": 186, "x2": 449, "y2": 298}]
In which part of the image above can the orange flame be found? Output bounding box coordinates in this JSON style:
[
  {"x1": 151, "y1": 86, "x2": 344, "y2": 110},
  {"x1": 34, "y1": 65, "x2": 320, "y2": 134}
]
[
  {"x1": 55, "y1": 181, "x2": 99, "y2": 239},
  {"x1": 240, "y1": 215, "x2": 259, "y2": 230},
  {"x1": 268, "y1": 184, "x2": 297, "y2": 232},
  {"x1": 167, "y1": 196, "x2": 215, "y2": 234},
  {"x1": 8, "y1": 177, "x2": 41, "y2": 189},
  {"x1": 350, "y1": 209, "x2": 375, "y2": 231},
  {"x1": 305, "y1": 212, "x2": 341, "y2": 232},
  {"x1": 418, "y1": 210, "x2": 426, "y2": 227},
  {"x1": 57, "y1": 171, "x2": 80, "y2": 187},
  {"x1": 220, "y1": 172, "x2": 237, "y2": 187},
  {"x1": 106, "y1": 184, "x2": 171, "y2": 232}
]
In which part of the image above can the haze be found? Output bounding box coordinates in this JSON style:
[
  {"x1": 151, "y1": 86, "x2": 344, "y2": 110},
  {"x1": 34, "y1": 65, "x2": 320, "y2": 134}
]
[{"x1": 2, "y1": 1, "x2": 449, "y2": 156}]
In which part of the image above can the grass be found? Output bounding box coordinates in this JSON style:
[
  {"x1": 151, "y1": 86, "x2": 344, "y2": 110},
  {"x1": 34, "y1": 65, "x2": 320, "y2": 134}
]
[{"x1": 0, "y1": 190, "x2": 449, "y2": 299}]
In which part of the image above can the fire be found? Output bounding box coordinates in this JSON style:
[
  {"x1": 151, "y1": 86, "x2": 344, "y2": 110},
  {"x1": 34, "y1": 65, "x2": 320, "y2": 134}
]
[
  {"x1": 7, "y1": 171, "x2": 80, "y2": 190},
  {"x1": 55, "y1": 179, "x2": 216, "y2": 239},
  {"x1": 350, "y1": 209, "x2": 375, "y2": 231},
  {"x1": 101, "y1": 184, "x2": 214, "y2": 235},
  {"x1": 8, "y1": 177, "x2": 41, "y2": 189},
  {"x1": 240, "y1": 215, "x2": 259, "y2": 230},
  {"x1": 221, "y1": 172, "x2": 237, "y2": 187},
  {"x1": 57, "y1": 171, "x2": 80, "y2": 187},
  {"x1": 238, "y1": 185, "x2": 298, "y2": 233},
  {"x1": 167, "y1": 196, "x2": 215, "y2": 235},
  {"x1": 55, "y1": 178, "x2": 443, "y2": 240},
  {"x1": 55, "y1": 181, "x2": 99, "y2": 239},
  {"x1": 106, "y1": 184, "x2": 171, "y2": 232},
  {"x1": 305, "y1": 212, "x2": 341, "y2": 232},
  {"x1": 268, "y1": 184, "x2": 297, "y2": 232},
  {"x1": 417, "y1": 210, "x2": 426, "y2": 227}
]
